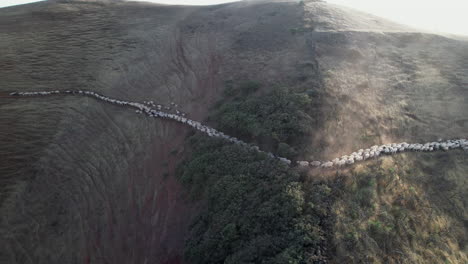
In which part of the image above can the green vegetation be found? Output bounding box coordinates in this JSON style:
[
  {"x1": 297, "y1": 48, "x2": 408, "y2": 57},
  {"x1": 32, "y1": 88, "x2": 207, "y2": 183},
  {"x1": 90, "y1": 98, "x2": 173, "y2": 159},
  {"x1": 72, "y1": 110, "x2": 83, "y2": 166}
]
[
  {"x1": 222, "y1": 80, "x2": 261, "y2": 98},
  {"x1": 213, "y1": 84, "x2": 314, "y2": 160},
  {"x1": 333, "y1": 159, "x2": 468, "y2": 263},
  {"x1": 179, "y1": 80, "x2": 468, "y2": 264},
  {"x1": 179, "y1": 81, "x2": 331, "y2": 263},
  {"x1": 180, "y1": 136, "x2": 327, "y2": 263}
]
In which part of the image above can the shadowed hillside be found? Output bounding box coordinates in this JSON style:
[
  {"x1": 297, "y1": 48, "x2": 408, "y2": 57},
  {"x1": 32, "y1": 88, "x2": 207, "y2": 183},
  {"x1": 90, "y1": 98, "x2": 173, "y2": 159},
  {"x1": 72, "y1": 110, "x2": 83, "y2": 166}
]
[{"x1": 0, "y1": 0, "x2": 466, "y2": 263}]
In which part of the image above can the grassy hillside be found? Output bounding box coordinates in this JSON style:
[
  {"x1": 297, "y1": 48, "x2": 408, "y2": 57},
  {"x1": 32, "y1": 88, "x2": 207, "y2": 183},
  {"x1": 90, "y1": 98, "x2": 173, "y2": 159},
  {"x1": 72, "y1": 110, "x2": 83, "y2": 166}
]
[
  {"x1": 0, "y1": 0, "x2": 467, "y2": 263},
  {"x1": 178, "y1": 80, "x2": 467, "y2": 263},
  {"x1": 332, "y1": 154, "x2": 467, "y2": 263}
]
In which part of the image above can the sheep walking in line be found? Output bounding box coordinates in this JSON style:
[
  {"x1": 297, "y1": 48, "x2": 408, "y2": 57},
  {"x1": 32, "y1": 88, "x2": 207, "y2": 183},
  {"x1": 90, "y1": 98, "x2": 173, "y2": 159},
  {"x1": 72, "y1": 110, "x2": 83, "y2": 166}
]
[
  {"x1": 313, "y1": 139, "x2": 467, "y2": 169},
  {"x1": 310, "y1": 161, "x2": 321, "y2": 167},
  {"x1": 321, "y1": 161, "x2": 333, "y2": 168},
  {"x1": 10, "y1": 89, "x2": 289, "y2": 163},
  {"x1": 10, "y1": 90, "x2": 467, "y2": 168}
]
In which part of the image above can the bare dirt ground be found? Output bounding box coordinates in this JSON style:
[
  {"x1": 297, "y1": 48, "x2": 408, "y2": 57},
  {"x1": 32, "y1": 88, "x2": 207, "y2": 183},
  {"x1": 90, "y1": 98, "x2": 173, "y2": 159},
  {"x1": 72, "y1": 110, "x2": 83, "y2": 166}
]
[{"x1": 0, "y1": 0, "x2": 467, "y2": 263}]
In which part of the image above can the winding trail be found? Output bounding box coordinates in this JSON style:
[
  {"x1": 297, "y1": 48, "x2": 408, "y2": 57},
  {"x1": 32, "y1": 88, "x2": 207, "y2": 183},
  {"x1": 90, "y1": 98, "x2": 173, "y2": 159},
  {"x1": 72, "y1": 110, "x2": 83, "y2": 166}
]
[{"x1": 6, "y1": 90, "x2": 468, "y2": 168}]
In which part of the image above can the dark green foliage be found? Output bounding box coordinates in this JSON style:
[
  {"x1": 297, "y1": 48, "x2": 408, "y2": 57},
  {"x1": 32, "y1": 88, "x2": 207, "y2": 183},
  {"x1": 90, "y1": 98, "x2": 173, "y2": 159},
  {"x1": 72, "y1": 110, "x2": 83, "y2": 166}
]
[
  {"x1": 222, "y1": 80, "x2": 261, "y2": 98},
  {"x1": 368, "y1": 219, "x2": 396, "y2": 251},
  {"x1": 180, "y1": 135, "x2": 324, "y2": 264},
  {"x1": 214, "y1": 87, "x2": 313, "y2": 159},
  {"x1": 277, "y1": 142, "x2": 298, "y2": 159},
  {"x1": 179, "y1": 81, "x2": 332, "y2": 263},
  {"x1": 354, "y1": 175, "x2": 377, "y2": 208},
  {"x1": 368, "y1": 220, "x2": 393, "y2": 236},
  {"x1": 344, "y1": 230, "x2": 359, "y2": 250}
]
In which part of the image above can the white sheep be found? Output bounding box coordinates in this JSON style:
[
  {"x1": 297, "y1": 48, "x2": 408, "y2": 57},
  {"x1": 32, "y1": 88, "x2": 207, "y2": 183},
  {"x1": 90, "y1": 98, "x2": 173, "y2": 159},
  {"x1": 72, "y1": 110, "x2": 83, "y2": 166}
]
[
  {"x1": 14, "y1": 90, "x2": 467, "y2": 170},
  {"x1": 310, "y1": 161, "x2": 321, "y2": 167}
]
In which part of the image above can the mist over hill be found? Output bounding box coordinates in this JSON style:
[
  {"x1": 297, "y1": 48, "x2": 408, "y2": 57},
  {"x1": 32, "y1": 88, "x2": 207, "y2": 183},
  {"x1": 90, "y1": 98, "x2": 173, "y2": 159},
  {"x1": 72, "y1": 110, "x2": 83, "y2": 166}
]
[{"x1": 0, "y1": 0, "x2": 467, "y2": 263}]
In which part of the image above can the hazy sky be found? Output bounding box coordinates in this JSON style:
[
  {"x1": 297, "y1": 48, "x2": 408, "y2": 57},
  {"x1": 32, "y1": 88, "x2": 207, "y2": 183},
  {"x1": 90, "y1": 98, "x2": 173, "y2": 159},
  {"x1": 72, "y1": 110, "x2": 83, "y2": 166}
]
[
  {"x1": 328, "y1": 0, "x2": 468, "y2": 36},
  {"x1": 0, "y1": 0, "x2": 44, "y2": 8},
  {"x1": 1, "y1": 0, "x2": 467, "y2": 36}
]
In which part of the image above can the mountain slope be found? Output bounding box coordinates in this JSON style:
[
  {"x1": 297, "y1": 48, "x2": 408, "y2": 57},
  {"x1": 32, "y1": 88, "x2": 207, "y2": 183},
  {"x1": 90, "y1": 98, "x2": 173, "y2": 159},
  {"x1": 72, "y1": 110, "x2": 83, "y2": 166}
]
[{"x1": 0, "y1": 0, "x2": 466, "y2": 263}]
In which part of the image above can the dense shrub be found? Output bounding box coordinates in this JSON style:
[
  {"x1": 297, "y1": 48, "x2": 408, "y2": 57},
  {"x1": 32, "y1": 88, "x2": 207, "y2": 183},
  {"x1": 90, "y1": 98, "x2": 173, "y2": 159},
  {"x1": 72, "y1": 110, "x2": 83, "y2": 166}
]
[
  {"x1": 180, "y1": 135, "x2": 323, "y2": 264},
  {"x1": 214, "y1": 86, "x2": 314, "y2": 159},
  {"x1": 179, "y1": 82, "x2": 328, "y2": 263}
]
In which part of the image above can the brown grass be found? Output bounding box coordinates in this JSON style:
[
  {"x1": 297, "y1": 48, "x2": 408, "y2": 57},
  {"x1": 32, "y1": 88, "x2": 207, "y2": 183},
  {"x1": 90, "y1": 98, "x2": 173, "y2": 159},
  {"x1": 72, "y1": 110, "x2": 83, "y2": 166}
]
[{"x1": 330, "y1": 154, "x2": 467, "y2": 263}]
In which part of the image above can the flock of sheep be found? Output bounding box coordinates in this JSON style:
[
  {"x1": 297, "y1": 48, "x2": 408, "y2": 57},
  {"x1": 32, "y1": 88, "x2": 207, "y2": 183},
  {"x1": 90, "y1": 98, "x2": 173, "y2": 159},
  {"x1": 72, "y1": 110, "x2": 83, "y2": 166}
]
[
  {"x1": 11, "y1": 90, "x2": 467, "y2": 168},
  {"x1": 297, "y1": 139, "x2": 468, "y2": 169},
  {"x1": 11, "y1": 90, "x2": 273, "y2": 154}
]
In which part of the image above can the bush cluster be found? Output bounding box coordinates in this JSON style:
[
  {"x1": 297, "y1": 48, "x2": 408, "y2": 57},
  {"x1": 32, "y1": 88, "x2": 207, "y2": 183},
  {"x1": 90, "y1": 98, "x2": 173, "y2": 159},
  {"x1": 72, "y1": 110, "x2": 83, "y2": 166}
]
[
  {"x1": 214, "y1": 84, "x2": 313, "y2": 160},
  {"x1": 179, "y1": 82, "x2": 327, "y2": 263},
  {"x1": 180, "y1": 136, "x2": 323, "y2": 263}
]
